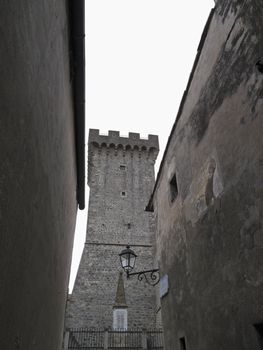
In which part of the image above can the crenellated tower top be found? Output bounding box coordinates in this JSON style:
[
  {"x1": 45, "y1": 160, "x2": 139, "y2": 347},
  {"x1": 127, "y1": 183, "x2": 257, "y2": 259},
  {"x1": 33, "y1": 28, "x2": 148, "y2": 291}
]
[
  {"x1": 88, "y1": 129, "x2": 159, "y2": 153},
  {"x1": 87, "y1": 128, "x2": 159, "y2": 191}
]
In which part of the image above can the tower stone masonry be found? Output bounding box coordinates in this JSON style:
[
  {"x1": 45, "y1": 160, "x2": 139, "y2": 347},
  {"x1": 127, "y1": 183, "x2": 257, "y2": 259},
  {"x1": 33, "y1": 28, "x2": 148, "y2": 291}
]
[{"x1": 66, "y1": 129, "x2": 159, "y2": 330}]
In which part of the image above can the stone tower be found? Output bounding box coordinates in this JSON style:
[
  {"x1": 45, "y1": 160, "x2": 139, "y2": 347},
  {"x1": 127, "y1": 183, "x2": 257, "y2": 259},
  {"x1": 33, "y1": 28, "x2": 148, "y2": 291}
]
[{"x1": 65, "y1": 129, "x2": 159, "y2": 330}]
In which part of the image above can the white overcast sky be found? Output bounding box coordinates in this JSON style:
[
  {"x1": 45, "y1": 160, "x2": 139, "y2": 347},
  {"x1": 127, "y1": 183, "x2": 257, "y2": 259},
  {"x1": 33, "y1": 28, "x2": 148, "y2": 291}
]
[{"x1": 69, "y1": 0, "x2": 214, "y2": 292}]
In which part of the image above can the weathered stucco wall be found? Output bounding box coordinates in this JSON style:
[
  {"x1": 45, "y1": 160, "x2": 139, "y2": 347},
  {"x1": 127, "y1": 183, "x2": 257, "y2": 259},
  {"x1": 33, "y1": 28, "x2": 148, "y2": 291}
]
[
  {"x1": 0, "y1": 2, "x2": 78, "y2": 349},
  {"x1": 154, "y1": 0, "x2": 263, "y2": 349},
  {"x1": 66, "y1": 130, "x2": 159, "y2": 330}
]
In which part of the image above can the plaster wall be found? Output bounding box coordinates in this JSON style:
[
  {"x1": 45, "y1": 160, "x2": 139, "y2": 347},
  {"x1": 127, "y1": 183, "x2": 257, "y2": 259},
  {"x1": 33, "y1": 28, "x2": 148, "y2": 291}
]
[
  {"x1": 154, "y1": 1, "x2": 263, "y2": 349},
  {"x1": 0, "y1": 2, "x2": 77, "y2": 349}
]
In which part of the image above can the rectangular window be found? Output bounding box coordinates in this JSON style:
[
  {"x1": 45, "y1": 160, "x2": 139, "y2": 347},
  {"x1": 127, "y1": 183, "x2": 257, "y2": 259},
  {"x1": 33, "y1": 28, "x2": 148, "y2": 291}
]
[
  {"x1": 179, "y1": 337, "x2": 186, "y2": 350},
  {"x1": 254, "y1": 324, "x2": 263, "y2": 349},
  {"x1": 120, "y1": 165, "x2": 126, "y2": 170},
  {"x1": 121, "y1": 191, "x2": 126, "y2": 197},
  {"x1": 113, "y1": 309, "x2": 128, "y2": 330},
  {"x1": 170, "y1": 174, "x2": 178, "y2": 202}
]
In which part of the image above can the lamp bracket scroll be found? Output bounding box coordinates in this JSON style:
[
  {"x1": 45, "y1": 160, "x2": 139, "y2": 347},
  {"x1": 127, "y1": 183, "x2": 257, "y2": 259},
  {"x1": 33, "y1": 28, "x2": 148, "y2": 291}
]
[
  {"x1": 119, "y1": 245, "x2": 160, "y2": 286},
  {"x1": 128, "y1": 269, "x2": 160, "y2": 286}
]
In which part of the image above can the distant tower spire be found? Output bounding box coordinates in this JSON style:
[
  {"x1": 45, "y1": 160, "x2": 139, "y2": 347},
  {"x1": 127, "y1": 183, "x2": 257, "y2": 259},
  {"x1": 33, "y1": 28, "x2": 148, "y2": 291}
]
[
  {"x1": 113, "y1": 272, "x2": 128, "y2": 330},
  {"x1": 114, "y1": 272, "x2": 127, "y2": 308}
]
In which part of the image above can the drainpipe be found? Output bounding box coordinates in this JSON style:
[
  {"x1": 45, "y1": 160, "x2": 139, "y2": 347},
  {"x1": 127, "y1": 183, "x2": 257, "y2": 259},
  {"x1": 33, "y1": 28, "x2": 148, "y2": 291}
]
[{"x1": 69, "y1": 0, "x2": 85, "y2": 210}]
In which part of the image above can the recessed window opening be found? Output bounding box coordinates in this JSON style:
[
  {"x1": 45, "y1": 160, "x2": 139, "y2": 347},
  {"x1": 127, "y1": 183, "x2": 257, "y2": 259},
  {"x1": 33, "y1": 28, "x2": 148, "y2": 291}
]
[
  {"x1": 179, "y1": 337, "x2": 186, "y2": 350},
  {"x1": 120, "y1": 165, "x2": 126, "y2": 170},
  {"x1": 113, "y1": 309, "x2": 127, "y2": 330},
  {"x1": 254, "y1": 323, "x2": 263, "y2": 349},
  {"x1": 127, "y1": 223, "x2": 131, "y2": 229},
  {"x1": 121, "y1": 191, "x2": 126, "y2": 197},
  {"x1": 170, "y1": 173, "x2": 178, "y2": 202}
]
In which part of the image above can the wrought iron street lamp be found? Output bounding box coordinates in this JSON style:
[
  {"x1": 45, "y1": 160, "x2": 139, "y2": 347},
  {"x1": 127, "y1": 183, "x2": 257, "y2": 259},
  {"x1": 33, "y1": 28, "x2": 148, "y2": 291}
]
[{"x1": 119, "y1": 246, "x2": 160, "y2": 286}]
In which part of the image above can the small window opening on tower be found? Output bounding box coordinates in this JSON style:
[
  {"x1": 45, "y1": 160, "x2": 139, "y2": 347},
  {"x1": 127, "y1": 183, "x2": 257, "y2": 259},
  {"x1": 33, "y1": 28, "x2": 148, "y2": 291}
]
[
  {"x1": 120, "y1": 165, "x2": 126, "y2": 170},
  {"x1": 179, "y1": 337, "x2": 187, "y2": 350},
  {"x1": 170, "y1": 173, "x2": 178, "y2": 202},
  {"x1": 127, "y1": 223, "x2": 131, "y2": 229},
  {"x1": 254, "y1": 323, "x2": 263, "y2": 349},
  {"x1": 121, "y1": 191, "x2": 126, "y2": 197}
]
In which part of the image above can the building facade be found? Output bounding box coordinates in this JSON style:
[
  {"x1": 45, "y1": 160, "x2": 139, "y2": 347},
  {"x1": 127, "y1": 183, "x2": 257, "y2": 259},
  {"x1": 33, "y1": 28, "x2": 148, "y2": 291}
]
[
  {"x1": 66, "y1": 129, "x2": 159, "y2": 330},
  {"x1": 149, "y1": 0, "x2": 263, "y2": 349}
]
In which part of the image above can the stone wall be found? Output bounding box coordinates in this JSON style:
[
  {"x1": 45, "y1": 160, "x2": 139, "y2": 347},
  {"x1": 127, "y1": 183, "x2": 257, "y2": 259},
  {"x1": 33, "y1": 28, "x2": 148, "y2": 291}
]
[
  {"x1": 66, "y1": 130, "x2": 159, "y2": 329},
  {"x1": 0, "y1": 2, "x2": 78, "y2": 349},
  {"x1": 153, "y1": 0, "x2": 263, "y2": 349}
]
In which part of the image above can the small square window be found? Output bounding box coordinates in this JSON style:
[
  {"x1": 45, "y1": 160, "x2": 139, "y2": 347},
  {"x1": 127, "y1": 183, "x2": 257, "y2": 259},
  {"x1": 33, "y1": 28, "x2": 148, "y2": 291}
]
[
  {"x1": 120, "y1": 165, "x2": 126, "y2": 170},
  {"x1": 121, "y1": 191, "x2": 126, "y2": 197},
  {"x1": 170, "y1": 174, "x2": 178, "y2": 202}
]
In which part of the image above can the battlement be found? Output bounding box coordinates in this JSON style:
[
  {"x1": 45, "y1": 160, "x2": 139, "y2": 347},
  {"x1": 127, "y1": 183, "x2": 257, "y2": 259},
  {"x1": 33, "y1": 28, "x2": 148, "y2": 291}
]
[{"x1": 88, "y1": 129, "x2": 159, "y2": 152}]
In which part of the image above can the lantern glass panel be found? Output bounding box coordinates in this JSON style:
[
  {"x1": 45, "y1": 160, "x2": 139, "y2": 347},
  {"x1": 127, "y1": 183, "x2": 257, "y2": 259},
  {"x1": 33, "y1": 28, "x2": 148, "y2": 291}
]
[
  {"x1": 129, "y1": 255, "x2": 136, "y2": 270},
  {"x1": 119, "y1": 246, "x2": 137, "y2": 273},
  {"x1": 120, "y1": 254, "x2": 129, "y2": 271}
]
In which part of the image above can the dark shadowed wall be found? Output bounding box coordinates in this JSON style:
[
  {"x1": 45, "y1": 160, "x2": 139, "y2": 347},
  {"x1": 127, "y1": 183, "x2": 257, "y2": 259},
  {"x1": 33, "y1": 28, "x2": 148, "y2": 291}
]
[{"x1": 0, "y1": 1, "x2": 80, "y2": 349}]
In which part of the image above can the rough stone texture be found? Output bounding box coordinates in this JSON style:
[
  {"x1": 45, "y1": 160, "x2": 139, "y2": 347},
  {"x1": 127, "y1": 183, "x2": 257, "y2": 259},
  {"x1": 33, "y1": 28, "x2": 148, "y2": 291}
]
[
  {"x1": 66, "y1": 130, "x2": 159, "y2": 330},
  {"x1": 152, "y1": 0, "x2": 263, "y2": 349},
  {"x1": 0, "y1": 2, "x2": 78, "y2": 349}
]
